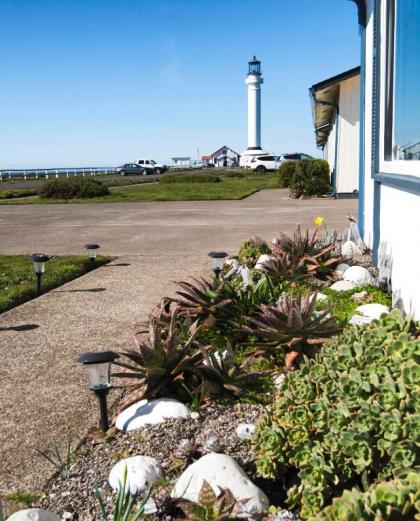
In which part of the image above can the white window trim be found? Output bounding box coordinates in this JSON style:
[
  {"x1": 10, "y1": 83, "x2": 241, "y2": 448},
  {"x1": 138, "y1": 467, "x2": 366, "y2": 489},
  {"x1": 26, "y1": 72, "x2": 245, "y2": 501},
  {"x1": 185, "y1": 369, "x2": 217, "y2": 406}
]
[{"x1": 378, "y1": 0, "x2": 420, "y2": 177}]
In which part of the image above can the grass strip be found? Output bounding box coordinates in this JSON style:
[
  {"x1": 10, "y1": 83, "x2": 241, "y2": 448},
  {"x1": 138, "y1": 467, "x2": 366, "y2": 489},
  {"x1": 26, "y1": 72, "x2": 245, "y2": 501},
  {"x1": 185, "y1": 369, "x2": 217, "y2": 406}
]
[{"x1": 0, "y1": 255, "x2": 111, "y2": 313}]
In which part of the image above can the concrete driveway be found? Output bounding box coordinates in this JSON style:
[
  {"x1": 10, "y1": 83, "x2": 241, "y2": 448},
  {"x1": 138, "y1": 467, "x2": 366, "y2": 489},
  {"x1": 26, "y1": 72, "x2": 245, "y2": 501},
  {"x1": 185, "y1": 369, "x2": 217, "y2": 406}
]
[
  {"x1": 0, "y1": 190, "x2": 357, "y2": 495},
  {"x1": 0, "y1": 190, "x2": 356, "y2": 256}
]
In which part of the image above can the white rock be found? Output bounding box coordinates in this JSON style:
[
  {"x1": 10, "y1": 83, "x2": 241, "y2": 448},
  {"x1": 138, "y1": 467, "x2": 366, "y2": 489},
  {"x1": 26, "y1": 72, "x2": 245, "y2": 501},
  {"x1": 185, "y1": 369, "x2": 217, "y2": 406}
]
[
  {"x1": 356, "y1": 303, "x2": 389, "y2": 319},
  {"x1": 109, "y1": 456, "x2": 162, "y2": 495},
  {"x1": 341, "y1": 241, "x2": 363, "y2": 258},
  {"x1": 329, "y1": 280, "x2": 356, "y2": 292},
  {"x1": 171, "y1": 453, "x2": 269, "y2": 515},
  {"x1": 255, "y1": 254, "x2": 274, "y2": 270},
  {"x1": 7, "y1": 510, "x2": 60, "y2": 521},
  {"x1": 61, "y1": 513, "x2": 73, "y2": 521},
  {"x1": 273, "y1": 372, "x2": 286, "y2": 390},
  {"x1": 334, "y1": 263, "x2": 350, "y2": 279},
  {"x1": 316, "y1": 293, "x2": 328, "y2": 302},
  {"x1": 190, "y1": 411, "x2": 200, "y2": 420},
  {"x1": 236, "y1": 423, "x2": 256, "y2": 440},
  {"x1": 344, "y1": 266, "x2": 374, "y2": 285},
  {"x1": 115, "y1": 398, "x2": 190, "y2": 432},
  {"x1": 349, "y1": 315, "x2": 373, "y2": 325}
]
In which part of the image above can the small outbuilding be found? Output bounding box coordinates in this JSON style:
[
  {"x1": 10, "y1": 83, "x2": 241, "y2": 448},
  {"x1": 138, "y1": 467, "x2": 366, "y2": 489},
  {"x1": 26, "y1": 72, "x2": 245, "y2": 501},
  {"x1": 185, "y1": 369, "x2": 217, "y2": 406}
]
[
  {"x1": 171, "y1": 157, "x2": 191, "y2": 169},
  {"x1": 209, "y1": 146, "x2": 240, "y2": 168},
  {"x1": 309, "y1": 66, "x2": 360, "y2": 197}
]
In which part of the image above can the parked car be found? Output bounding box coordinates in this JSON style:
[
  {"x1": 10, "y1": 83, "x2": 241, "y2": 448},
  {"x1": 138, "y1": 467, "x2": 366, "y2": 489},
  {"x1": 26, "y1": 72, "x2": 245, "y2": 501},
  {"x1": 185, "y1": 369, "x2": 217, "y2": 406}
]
[
  {"x1": 134, "y1": 158, "x2": 168, "y2": 174},
  {"x1": 116, "y1": 163, "x2": 147, "y2": 176},
  {"x1": 249, "y1": 155, "x2": 280, "y2": 173},
  {"x1": 279, "y1": 153, "x2": 313, "y2": 165}
]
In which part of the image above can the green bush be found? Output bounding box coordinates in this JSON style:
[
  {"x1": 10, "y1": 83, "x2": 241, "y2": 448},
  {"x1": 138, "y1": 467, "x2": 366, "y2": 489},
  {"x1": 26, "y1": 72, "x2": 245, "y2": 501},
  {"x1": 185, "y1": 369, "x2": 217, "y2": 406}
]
[
  {"x1": 0, "y1": 189, "x2": 39, "y2": 199},
  {"x1": 238, "y1": 237, "x2": 271, "y2": 265},
  {"x1": 289, "y1": 159, "x2": 332, "y2": 198},
  {"x1": 278, "y1": 161, "x2": 297, "y2": 188},
  {"x1": 312, "y1": 472, "x2": 419, "y2": 521},
  {"x1": 254, "y1": 310, "x2": 420, "y2": 519},
  {"x1": 160, "y1": 173, "x2": 221, "y2": 184},
  {"x1": 40, "y1": 177, "x2": 110, "y2": 199}
]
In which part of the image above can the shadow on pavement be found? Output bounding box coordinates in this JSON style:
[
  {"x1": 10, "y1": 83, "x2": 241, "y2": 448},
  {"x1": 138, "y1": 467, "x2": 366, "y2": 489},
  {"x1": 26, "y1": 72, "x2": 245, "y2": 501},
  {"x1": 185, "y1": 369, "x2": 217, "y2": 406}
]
[
  {"x1": 0, "y1": 324, "x2": 40, "y2": 332},
  {"x1": 55, "y1": 288, "x2": 107, "y2": 293}
]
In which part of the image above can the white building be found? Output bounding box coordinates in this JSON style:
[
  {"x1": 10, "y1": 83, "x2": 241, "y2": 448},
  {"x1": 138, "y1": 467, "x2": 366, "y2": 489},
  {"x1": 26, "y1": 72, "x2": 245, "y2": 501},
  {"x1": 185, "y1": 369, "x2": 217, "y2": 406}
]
[
  {"x1": 208, "y1": 146, "x2": 240, "y2": 168},
  {"x1": 171, "y1": 157, "x2": 191, "y2": 169},
  {"x1": 310, "y1": 67, "x2": 360, "y2": 197},
  {"x1": 348, "y1": 0, "x2": 420, "y2": 317},
  {"x1": 240, "y1": 56, "x2": 268, "y2": 166}
]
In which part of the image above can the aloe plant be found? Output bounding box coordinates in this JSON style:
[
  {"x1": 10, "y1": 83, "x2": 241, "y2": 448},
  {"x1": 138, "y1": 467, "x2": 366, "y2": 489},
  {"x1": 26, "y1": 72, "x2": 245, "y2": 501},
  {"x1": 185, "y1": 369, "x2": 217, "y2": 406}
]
[
  {"x1": 112, "y1": 305, "x2": 203, "y2": 414},
  {"x1": 36, "y1": 432, "x2": 73, "y2": 481},
  {"x1": 244, "y1": 290, "x2": 339, "y2": 368},
  {"x1": 271, "y1": 226, "x2": 320, "y2": 262},
  {"x1": 193, "y1": 344, "x2": 266, "y2": 399},
  {"x1": 259, "y1": 254, "x2": 309, "y2": 284},
  {"x1": 174, "y1": 480, "x2": 248, "y2": 520},
  {"x1": 169, "y1": 277, "x2": 234, "y2": 327}
]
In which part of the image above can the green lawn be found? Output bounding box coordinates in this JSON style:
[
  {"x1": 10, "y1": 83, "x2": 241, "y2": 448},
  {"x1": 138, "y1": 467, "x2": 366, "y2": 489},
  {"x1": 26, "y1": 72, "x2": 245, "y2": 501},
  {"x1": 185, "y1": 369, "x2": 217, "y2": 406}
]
[
  {"x1": 0, "y1": 174, "x2": 280, "y2": 204},
  {"x1": 0, "y1": 255, "x2": 111, "y2": 314}
]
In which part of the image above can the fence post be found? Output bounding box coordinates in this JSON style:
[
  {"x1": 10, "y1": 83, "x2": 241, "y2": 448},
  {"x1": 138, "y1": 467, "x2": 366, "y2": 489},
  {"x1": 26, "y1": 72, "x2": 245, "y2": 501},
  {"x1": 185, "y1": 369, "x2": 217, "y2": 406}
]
[{"x1": 55, "y1": 169, "x2": 59, "y2": 179}]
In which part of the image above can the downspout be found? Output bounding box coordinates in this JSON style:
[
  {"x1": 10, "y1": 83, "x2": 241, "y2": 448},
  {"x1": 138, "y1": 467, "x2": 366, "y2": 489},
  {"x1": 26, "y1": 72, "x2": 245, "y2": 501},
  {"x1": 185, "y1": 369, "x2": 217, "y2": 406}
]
[{"x1": 310, "y1": 88, "x2": 340, "y2": 197}]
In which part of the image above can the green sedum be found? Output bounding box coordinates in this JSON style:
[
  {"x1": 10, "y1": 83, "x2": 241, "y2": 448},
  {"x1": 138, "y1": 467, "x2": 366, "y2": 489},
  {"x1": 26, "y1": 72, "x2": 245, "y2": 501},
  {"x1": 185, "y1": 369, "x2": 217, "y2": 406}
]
[
  {"x1": 254, "y1": 310, "x2": 420, "y2": 519},
  {"x1": 311, "y1": 472, "x2": 419, "y2": 520}
]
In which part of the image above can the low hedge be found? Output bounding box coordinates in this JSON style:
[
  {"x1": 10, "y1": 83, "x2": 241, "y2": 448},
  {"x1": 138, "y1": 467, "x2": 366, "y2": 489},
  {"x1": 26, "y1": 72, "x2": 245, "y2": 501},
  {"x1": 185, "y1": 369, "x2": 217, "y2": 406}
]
[
  {"x1": 254, "y1": 310, "x2": 420, "y2": 519},
  {"x1": 160, "y1": 173, "x2": 222, "y2": 184},
  {"x1": 40, "y1": 177, "x2": 110, "y2": 199},
  {"x1": 289, "y1": 159, "x2": 332, "y2": 198},
  {"x1": 278, "y1": 161, "x2": 297, "y2": 188},
  {"x1": 0, "y1": 189, "x2": 39, "y2": 199}
]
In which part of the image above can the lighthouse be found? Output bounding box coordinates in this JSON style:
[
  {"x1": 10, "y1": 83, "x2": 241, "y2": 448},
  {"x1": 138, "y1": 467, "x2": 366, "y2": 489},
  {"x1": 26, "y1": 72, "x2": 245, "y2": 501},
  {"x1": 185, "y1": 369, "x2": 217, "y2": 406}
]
[{"x1": 240, "y1": 56, "x2": 267, "y2": 166}]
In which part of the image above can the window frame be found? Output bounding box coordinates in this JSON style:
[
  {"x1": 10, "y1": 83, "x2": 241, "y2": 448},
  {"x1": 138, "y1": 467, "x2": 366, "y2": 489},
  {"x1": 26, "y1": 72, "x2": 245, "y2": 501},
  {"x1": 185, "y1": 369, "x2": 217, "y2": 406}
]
[{"x1": 374, "y1": 0, "x2": 420, "y2": 188}]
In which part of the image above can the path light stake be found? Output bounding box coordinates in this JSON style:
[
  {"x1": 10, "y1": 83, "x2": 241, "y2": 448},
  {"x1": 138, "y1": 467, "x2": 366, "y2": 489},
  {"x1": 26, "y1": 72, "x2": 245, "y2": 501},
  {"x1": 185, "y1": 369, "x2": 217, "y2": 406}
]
[
  {"x1": 84, "y1": 243, "x2": 100, "y2": 266},
  {"x1": 208, "y1": 251, "x2": 228, "y2": 279},
  {"x1": 30, "y1": 253, "x2": 51, "y2": 296},
  {"x1": 77, "y1": 351, "x2": 119, "y2": 432}
]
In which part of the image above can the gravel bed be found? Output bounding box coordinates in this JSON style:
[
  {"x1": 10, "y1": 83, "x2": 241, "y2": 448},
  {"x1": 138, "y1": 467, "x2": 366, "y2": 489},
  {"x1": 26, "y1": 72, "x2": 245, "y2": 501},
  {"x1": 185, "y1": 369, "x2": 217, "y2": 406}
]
[{"x1": 37, "y1": 402, "x2": 268, "y2": 520}]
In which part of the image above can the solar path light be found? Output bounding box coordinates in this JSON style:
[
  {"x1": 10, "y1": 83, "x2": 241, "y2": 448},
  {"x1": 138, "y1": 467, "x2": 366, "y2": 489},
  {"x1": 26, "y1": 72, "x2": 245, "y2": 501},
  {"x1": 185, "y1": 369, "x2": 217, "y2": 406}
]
[
  {"x1": 208, "y1": 251, "x2": 228, "y2": 278},
  {"x1": 30, "y1": 253, "x2": 51, "y2": 296},
  {"x1": 84, "y1": 243, "x2": 100, "y2": 265},
  {"x1": 77, "y1": 350, "x2": 119, "y2": 432}
]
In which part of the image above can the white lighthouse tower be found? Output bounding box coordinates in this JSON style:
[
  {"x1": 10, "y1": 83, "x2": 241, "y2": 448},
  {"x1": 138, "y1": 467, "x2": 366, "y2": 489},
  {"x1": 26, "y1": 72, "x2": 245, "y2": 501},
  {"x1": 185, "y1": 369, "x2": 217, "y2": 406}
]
[{"x1": 240, "y1": 56, "x2": 267, "y2": 166}]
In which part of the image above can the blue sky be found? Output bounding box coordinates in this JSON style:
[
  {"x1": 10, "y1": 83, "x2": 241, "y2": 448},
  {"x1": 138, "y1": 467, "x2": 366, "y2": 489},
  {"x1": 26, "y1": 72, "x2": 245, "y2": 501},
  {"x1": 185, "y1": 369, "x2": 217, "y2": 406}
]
[{"x1": 0, "y1": 0, "x2": 360, "y2": 168}]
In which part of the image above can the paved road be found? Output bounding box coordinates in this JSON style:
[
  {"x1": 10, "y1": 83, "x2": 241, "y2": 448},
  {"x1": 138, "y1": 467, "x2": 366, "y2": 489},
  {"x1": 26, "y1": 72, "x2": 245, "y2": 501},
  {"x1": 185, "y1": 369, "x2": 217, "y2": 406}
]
[
  {"x1": 0, "y1": 190, "x2": 357, "y2": 256},
  {"x1": 0, "y1": 190, "x2": 357, "y2": 495}
]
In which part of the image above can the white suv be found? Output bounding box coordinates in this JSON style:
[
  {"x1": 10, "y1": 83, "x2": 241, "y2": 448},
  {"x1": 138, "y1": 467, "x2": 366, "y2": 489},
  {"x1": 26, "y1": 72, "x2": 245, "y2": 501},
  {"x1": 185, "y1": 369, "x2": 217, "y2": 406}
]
[
  {"x1": 250, "y1": 155, "x2": 280, "y2": 173},
  {"x1": 134, "y1": 159, "x2": 168, "y2": 174}
]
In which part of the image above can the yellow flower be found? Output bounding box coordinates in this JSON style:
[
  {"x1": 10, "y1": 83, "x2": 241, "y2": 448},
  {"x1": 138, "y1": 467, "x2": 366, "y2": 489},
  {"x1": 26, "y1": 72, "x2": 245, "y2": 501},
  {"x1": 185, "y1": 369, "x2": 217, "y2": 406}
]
[{"x1": 315, "y1": 216, "x2": 324, "y2": 226}]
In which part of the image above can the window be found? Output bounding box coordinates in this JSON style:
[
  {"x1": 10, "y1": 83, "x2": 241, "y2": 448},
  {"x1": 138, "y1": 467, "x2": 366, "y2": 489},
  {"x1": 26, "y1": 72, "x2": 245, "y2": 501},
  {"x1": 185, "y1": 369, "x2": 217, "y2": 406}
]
[{"x1": 380, "y1": 0, "x2": 420, "y2": 175}]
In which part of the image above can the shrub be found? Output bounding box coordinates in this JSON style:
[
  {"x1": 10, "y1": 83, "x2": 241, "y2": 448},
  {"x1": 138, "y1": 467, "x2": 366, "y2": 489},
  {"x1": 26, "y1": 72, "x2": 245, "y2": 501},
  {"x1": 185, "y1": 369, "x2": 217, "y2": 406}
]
[
  {"x1": 312, "y1": 472, "x2": 420, "y2": 521},
  {"x1": 254, "y1": 310, "x2": 420, "y2": 519},
  {"x1": 278, "y1": 161, "x2": 297, "y2": 188},
  {"x1": 0, "y1": 189, "x2": 38, "y2": 199},
  {"x1": 223, "y1": 171, "x2": 245, "y2": 178},
  {"x1": 238, "y1": 236, "x2": 271, "y2": 266},
  {"x1": 160, "y1": 173, "x2": 221, "y2": 184},
  {"x1": 40, "y1": 177, "x2": 109, "y2": 199},
  {"x1": 289, "y1": 160, "x2": 331, "y2": 198}
]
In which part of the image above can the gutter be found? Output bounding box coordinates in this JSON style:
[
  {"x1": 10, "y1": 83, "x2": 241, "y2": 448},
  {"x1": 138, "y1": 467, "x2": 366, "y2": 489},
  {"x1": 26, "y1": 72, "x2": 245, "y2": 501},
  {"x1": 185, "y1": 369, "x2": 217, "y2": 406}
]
[{"x1": 309, "y1": 87, "x2": 340, "y2": 197}]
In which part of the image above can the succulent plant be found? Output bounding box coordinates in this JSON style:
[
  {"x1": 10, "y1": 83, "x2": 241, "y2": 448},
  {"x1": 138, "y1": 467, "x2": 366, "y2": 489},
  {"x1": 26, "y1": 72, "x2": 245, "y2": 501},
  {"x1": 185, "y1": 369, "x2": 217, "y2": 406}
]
[
  {"x1": 271, "y1": 226, "x2": 320, "y2": 263},
  {"x1": 169, "y1": 277, "x2": 235, "y2": 327},
  {"x1": 302, "y1": 243, "x2": 344, "y2": 281},
  {"x1": 238, "y1": 236, "x2": 272, "y2": 267},
  {"x1": 193, "y1": 344, "x2": 267, "y2": 400},
  {"x1": 254, "y1": 311, "x2": 420, "y2": 519},
  {"x1": 259, "y1": 254, "x2": 309, "y2": 284},
  {"x1": 112, "y1": 305, "x2": 203, "y2": 414},
  {"x1": 244, "y1": 290, "x2": 339, "y2": 368},
  {"x1": 174, "y1": 480, "x2": 250, "y2": 521},
  {"x1": 311, "y1": 472, "x2": 420, "y2": 521}
]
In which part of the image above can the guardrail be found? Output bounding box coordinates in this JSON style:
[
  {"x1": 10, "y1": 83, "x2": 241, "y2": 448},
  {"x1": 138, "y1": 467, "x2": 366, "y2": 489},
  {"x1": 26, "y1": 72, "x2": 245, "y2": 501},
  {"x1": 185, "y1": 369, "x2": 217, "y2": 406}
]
[{"x1": 0, "y1": 167, "x2": 117, "y2": 181}]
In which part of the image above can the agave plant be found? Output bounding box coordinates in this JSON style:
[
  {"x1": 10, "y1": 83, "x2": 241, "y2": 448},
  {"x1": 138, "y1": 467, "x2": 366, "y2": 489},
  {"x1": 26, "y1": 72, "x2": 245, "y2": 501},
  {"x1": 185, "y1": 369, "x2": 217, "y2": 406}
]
[
  {"x1": 303, "y1": 243, "x2": 344, "y2": 281},
  {"x1": 174, "y1": 480, "x2": 249, "y2": 521},
  {"x1": 169, "y1": 277, "x2": 235, "y2": 327},
  {"x1": 112, "y1": 305, "x2": 203, "y2": 414},
  {"x1": 193, "y1": 344, "x2": 266, "y2": 400},
  {"x1": 245, "y1": 290, "x2": 339, "y2": 369}
]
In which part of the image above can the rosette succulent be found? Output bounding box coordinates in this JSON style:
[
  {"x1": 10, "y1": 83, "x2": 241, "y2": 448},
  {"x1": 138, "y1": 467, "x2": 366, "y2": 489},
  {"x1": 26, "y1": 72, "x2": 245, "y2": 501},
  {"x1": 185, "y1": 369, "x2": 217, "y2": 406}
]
[{"x1": 254, "y1": 311, "x2": 420, "y2": 518}]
